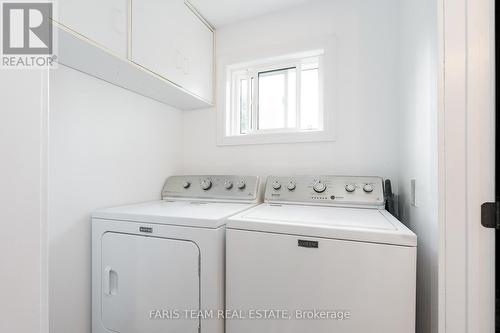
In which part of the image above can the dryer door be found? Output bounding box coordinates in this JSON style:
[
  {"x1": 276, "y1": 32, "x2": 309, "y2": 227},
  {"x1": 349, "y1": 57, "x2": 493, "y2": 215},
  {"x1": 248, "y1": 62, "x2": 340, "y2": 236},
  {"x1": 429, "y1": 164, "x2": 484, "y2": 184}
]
[{"x1": 101, "y1": 232, "x2": 200, "y2": 333}]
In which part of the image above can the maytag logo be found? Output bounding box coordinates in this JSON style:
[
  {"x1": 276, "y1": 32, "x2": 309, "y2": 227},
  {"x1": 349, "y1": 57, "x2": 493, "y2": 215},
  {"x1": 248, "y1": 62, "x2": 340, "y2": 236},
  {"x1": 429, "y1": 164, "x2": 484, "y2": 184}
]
[
  {"x1": 139, "y1": 227, "x2": 153, "y2": 233},
  {"x1": 1, "y1": 1, "x2": 56, "y2": 68},
  {"x1": 298, "y1": 239, "x2": 319, "y2": 248}
]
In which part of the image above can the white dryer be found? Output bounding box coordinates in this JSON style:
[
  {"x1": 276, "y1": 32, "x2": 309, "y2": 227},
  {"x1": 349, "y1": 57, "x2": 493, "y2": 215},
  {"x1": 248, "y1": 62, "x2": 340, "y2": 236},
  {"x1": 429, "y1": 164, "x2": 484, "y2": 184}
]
[
  {"x1": 226, "y1": 176, "x2": 417, "y2": 333},
  {"x1": 92, "y1": 175, "x2": 260, "y2": 333}
]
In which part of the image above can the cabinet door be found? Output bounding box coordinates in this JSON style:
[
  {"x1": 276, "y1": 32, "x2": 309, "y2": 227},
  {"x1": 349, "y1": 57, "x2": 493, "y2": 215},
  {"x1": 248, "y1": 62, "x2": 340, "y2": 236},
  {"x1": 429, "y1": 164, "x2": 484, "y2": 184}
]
[
  {"x1": 101, "y1": 232, "x2": 200, "y2": 333},
  {"x1": 181, "y1": 7, "x2": 214, "y2": 102},
  {"x1": 131, "y1": 0, "x2": 213, "y2": 103},
  {"x1": 130, "y1": 0, "x2": 184, "y2": 88},
  {"x1": 55, "y1": 0, "x2": 128, "y2": 57}
]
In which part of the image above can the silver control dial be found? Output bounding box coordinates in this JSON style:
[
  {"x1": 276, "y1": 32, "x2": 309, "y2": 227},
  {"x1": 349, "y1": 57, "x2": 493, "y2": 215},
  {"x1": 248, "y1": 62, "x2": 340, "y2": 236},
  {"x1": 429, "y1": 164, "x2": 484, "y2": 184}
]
[
  {"x1": 200, "y1": 179, "x2": 212, "y2": 190},
  {"x1": 236, "y1": 180, "x2": 246, "y2": 189},
  {"x1": 272, "y1": 181, "x2": 282, "y2": 190},
  {"x1": 345, "y1": 184, "x2": 356, "y2": 192},
  {"x1": 313, "y1": 181, "x2": 327, "y2": 193},
  {"x1": 287, "y1": 181, "x2": 296, "y2": 191},
  {"x1": 182, "y1": 181, "x2": 191, "y2": 189},
  {"x1": 363, "y1": 183, "x2": 374, "y2": 193},
  {"x1": 224, "y1": 180, "x2": 233, "y2": 189}
]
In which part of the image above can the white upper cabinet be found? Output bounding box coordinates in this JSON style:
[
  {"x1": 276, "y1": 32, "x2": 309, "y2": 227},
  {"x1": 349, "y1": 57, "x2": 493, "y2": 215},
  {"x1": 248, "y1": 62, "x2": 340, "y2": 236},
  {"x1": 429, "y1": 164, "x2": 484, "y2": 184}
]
[
  {"x1": 55, "y1": 0, "x2": 129, "y2": 57},
  {"x1": 131, "y1": 0, "x2": 214, "y2": 103},
  {"x1": 54, "y1": 0, "x2": 214, "y2": 108}
]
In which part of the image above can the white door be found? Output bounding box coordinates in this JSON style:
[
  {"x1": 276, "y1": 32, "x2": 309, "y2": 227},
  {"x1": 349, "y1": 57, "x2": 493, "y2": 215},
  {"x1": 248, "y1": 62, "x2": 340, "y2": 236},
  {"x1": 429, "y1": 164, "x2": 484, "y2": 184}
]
[
  {"x1": 101, "y1": 232, "x2": 200, "y2": 333},
  {"x1": 439, "y1": 0, "x2": 496, "y2": 331},
  {"x1": 226, "y1": 229, "x2": 416, "y2": 333}
]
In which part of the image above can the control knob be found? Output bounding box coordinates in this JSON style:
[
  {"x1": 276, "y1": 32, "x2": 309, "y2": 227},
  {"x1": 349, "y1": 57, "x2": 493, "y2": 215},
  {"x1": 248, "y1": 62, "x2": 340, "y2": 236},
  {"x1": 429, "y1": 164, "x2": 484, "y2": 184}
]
[
  {"x1": 363, "y1": 184, "x2": 374, "y2": 193},
  {"x1": 345, "y1": 184, "x2": 356, "y2": 193},
  {"x1": 272, "y1": 181, "x2": 281, "y2": 190},
  {"x1": 236, "y1": 180, "x2": 246, "y2": 189},
  {"x1": 200, "y1": 179, "x2": 212, "y2": 190},
  {"x1": 182, "y1": 181, "x2": 191, "y2": 189},
  {"x1": 224, "y1": 180, "x2": 233, "y2": 189},
  {"x1": 287, "y1": 181, "x2": 296, "y2": 191},
  {"x1": 313, "y1": 181, "x2": 327, "y2": 193}
]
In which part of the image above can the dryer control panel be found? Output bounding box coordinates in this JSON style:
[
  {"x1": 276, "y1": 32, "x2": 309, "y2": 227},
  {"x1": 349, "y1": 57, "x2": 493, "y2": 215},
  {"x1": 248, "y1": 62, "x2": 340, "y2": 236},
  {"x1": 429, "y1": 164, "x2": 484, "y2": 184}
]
[
  {"x1": 265, "y1": 176, "x2": 385, "y2": 208},
  {"x1": 162, "y1": 175, "x2": 260, "y2": 202}
]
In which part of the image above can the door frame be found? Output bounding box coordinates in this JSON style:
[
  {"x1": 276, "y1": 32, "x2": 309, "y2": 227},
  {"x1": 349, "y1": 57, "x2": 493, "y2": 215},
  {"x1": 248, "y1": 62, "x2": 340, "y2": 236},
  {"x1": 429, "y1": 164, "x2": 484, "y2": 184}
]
[{"x1": 439, "y1": 0, "x2": 496, "y2": 332}]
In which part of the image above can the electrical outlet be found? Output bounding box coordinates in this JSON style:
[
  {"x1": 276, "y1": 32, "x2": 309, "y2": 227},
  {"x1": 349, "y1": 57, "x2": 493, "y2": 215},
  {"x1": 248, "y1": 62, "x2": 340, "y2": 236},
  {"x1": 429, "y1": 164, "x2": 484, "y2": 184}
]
[{"x1": 410, "y1": 179, "x2": 417, "y2": 207}]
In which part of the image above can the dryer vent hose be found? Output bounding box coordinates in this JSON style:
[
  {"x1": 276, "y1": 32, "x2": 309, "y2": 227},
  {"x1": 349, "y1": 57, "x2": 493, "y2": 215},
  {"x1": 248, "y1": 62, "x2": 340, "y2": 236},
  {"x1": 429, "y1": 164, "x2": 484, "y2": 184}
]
[{"x1": 384, "y1": 179, "x2": 396, "y2": 217}]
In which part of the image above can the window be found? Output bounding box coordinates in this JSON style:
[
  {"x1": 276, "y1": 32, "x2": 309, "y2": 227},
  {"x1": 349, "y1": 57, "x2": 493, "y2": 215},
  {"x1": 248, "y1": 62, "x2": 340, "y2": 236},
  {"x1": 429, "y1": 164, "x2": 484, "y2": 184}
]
[{"x1": 221, "y1": 50, "x2": 333, "y2": 145}]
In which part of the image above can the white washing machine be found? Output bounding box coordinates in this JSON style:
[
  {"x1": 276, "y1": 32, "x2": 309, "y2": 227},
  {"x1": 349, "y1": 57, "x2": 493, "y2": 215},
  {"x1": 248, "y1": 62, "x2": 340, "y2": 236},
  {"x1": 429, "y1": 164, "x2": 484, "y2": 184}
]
[
  {"x1": 92, "y1": 175, "x2": 260, "y2": 333},
  {"x1": 226, "y1": 175, "x2": 417, "y2": 333}
]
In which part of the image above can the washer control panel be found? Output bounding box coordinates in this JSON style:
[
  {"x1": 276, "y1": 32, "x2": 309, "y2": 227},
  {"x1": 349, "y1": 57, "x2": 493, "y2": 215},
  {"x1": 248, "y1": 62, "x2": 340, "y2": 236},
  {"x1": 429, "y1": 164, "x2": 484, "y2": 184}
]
[
  {"x1": 265, "y1": 175, "x2": 385, "y2": 208},
  {"x1": 162, "y1": 175, "x2": 260, "y2": 202}
]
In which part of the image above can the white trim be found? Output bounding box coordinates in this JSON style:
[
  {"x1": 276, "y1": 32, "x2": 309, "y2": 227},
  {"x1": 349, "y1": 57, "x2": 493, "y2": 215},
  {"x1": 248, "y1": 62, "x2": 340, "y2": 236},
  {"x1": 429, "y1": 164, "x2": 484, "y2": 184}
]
[
  {"x1": 225, "y1": 49, "x2": 325, "y2": 72},
  {"x1": 40, "y1": 68, "x2": 49, "y2": 333},
  {"x1": 127, "y1": 0, "x2": 132, "y2": 60},
  {"x1": 183, "y1": 0, "x2": 215, "y2": 32},
  {"x1": 437, "y1": 1, "x2": 446, "y2": 331},
  {"x1": 441, "y1": 0, "x2": 468, "y2": 329},
  {"x1": 295, "y1": 61, "x2": 302, "y2": 129},
  {"x1": 218, "y1": 129, "x2": 336, "y2": 146}
]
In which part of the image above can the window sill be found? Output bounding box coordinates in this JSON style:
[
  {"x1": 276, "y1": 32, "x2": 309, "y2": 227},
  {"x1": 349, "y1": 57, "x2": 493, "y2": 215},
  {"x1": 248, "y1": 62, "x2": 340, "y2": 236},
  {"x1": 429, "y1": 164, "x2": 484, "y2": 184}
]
[{"x1": 217, "y1": 129, "x2": 336, "y2": 146}]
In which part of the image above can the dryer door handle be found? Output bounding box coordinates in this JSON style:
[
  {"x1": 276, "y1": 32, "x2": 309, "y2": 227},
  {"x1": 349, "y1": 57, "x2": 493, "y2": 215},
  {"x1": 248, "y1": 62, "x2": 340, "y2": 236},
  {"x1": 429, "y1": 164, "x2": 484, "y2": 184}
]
[{"x1": 103, "y1": 266, "x2": 118, "y2": 296}]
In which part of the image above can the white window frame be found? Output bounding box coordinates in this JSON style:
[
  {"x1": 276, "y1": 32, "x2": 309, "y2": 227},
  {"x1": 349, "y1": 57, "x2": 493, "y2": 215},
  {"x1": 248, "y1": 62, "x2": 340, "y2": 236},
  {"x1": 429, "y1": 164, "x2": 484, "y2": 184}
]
[{"x1": 218, "y1": 49, "x2": 335, "y2": 146}]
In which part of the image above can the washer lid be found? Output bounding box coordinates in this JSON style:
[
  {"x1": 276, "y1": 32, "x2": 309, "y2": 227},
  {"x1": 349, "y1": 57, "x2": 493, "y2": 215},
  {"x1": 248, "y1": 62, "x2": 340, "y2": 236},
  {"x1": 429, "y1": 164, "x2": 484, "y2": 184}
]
[
  {"x1": 226, "y1": 204, "x2": 417, "y2": 246},
  {"x1": 92, "y1": 200, "x2": 257, "y2": 228}
]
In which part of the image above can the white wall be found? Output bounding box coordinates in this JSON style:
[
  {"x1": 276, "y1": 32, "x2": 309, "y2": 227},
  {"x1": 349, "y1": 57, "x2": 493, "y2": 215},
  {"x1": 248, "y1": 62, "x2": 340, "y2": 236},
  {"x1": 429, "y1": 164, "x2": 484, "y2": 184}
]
[
  {"x1": 397, "y1": 0, "x2": 439, "y2": 333},
  {"x1": 181, "y1": 0, "x2": 401, "y2": 186},
  {"x1": 0, "y1": 70, "x2": 48, "y2": 333},
  {"x1": 48, "y1": 65, "x2": 183, "y2": 333}
]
